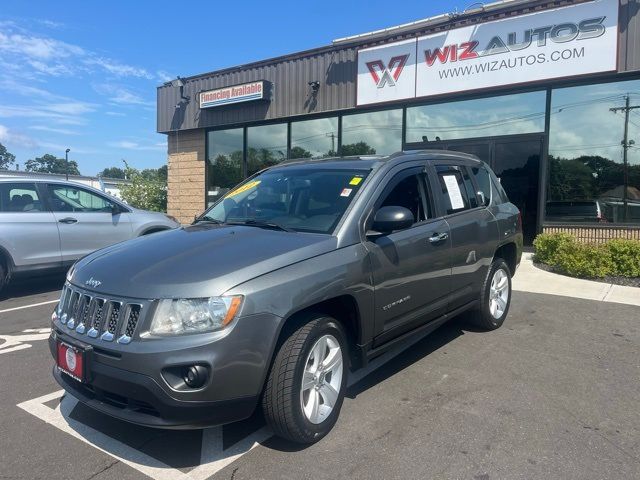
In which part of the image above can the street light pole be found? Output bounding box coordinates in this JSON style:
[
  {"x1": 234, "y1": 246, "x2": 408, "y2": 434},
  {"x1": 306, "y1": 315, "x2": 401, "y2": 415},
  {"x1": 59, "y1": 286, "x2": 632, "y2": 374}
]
[{"x1": 65, "y1": 148, "x2": 70, "y2": 181}]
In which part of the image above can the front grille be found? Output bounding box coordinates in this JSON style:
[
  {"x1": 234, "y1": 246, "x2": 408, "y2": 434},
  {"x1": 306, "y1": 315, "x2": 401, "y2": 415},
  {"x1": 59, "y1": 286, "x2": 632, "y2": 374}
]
[{"x1": 57, "y1": 284, "x2": 146, "y2": 345}]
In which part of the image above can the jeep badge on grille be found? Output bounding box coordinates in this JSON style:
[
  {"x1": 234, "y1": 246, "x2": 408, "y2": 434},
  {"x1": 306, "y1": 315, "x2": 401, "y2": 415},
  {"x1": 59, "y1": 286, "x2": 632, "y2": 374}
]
[{"x1": 85, "y1": 277, "x2": 102, "y2": 288}]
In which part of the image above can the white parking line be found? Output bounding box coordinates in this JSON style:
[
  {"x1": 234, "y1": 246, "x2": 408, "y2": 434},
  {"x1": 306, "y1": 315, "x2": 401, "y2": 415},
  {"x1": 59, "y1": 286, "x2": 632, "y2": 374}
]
[{"x1": 0, "y1": 299, "x2": 58, "y2": 314}]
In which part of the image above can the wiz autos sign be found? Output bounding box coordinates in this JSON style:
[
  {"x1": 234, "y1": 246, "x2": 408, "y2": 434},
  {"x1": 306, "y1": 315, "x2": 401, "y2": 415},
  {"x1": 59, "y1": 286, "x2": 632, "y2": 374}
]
[
  {"x1": 200, "y1": 81, "x2": 267, "y2": 108},
  {"x1": 357, "y1": 0, "x2": 618, "y2": 105}
]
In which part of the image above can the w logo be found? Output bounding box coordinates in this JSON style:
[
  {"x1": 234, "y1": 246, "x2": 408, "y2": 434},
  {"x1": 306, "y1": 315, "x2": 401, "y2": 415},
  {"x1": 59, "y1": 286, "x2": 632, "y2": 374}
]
[{"x1": 365, "y1": 55, "x2": 409, "y2": 88}]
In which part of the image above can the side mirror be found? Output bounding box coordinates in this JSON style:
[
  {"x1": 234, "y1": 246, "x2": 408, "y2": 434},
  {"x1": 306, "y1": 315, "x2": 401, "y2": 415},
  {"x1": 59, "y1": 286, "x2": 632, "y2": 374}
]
[
  {"x1": 371, "y1": 206, "x2": 414, "y2": 234},
  {"x1": 111, "y1": 204, "x2": 121, "y2": 215}
]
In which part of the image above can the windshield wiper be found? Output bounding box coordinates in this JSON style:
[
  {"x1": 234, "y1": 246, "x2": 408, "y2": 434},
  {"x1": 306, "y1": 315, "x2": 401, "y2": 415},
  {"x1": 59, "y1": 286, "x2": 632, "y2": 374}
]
[
  {"x1": 192, "y1": 217, "x2": 225, "y2": 225},
  {"x1": 227, "y1": 219, "x2": 294, "y2": 232}
]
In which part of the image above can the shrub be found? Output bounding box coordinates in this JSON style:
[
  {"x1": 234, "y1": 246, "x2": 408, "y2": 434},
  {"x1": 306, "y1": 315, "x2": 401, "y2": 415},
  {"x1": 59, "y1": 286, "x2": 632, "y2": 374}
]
[
  {"x1": 533, "y1": 233, "x2": 640, "y2": 279},
  {"x1": 533, "y1": 232, "x2": 576, "y2": 266},
  {"x1": 554, "y1": 241, "x2": 613, "y2": 278},
  {"x1": 607, "y1": 239, "x2": 640, "y2": 278}
]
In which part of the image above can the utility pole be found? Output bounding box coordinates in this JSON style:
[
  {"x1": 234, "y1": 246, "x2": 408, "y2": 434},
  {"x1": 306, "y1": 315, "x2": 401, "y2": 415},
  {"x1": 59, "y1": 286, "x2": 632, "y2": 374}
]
[
  {"x1": 326, "y1": 132, "x2": 336, "y2": 153},
  {"x1": 610, "y1": 95, "x2": 640, "y2": 222}
]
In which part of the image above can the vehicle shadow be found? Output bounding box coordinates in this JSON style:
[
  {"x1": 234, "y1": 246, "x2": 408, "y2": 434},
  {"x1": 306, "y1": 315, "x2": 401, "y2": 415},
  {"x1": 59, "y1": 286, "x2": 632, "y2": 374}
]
[
  {"x1": 53, "y1": 315, "x2": 479, "y2": 470},
  {"x1": 0, "y1": 272, "x2": 66, "y2": 302}
]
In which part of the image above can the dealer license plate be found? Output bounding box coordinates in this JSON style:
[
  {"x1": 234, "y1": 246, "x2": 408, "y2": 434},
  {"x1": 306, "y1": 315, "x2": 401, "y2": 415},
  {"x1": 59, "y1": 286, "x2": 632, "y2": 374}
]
[{"x1": 56, "y1": 341, "x2": 86, "y2": 382}]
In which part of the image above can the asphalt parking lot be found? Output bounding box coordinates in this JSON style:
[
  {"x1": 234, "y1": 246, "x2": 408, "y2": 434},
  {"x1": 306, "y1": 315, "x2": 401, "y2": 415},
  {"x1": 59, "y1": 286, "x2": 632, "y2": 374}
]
[{"x1": 1, "y1": 279, "x2": 639, "y2": 480}]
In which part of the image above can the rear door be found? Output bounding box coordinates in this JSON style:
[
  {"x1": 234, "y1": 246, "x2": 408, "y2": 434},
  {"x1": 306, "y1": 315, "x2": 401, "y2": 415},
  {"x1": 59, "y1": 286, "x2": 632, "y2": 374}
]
[
  {"x1": 364, "y1": 166, "x2": 452, "y2": 346},
  {"x1": 45, "y1": 183, "x2": 134, "y2": 262},
  {"x1": 0, "y1": 182, "x2": 61, "y2": 269},
  {"x1": 428, "y1": 164, "x2": 497, "y2": 311}
]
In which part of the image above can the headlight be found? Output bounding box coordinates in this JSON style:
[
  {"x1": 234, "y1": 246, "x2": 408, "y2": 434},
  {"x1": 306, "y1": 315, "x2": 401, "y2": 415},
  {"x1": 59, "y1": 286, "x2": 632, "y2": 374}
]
[{"x1": 149, "y1": 296, "x2": 243, "y2": 335}]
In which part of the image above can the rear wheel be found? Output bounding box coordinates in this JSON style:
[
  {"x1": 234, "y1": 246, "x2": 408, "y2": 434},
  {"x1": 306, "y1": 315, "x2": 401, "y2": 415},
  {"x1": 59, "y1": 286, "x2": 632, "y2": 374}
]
[
  {"x1": 471, "y1": 258, "x2": 512, "y2": 330},
  {"x1": 262, "y1": 315, "x2": 347, "y2": 444},
  {"x1": 0, "y1": 257, "x2": 7, "y2": 294}
]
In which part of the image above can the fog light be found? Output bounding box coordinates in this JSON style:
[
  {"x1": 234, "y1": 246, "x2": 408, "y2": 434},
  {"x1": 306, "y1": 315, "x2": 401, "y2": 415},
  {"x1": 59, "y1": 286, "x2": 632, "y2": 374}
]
[{"x1": 183, "y1": 365, "x2": 207, "y2": 388}]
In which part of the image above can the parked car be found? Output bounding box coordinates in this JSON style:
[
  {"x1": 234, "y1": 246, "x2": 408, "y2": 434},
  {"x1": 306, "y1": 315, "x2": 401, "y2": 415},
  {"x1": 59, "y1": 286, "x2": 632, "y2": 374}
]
[
  {"x1": 545, "y1": 200, "x2": 606, "y2": 223},
  {"x1": 49, "y1": 151, "x2": 522, "y2": 443},
  {"x1": 0, "y1": 178, "x2": 179, "y2": 292}
]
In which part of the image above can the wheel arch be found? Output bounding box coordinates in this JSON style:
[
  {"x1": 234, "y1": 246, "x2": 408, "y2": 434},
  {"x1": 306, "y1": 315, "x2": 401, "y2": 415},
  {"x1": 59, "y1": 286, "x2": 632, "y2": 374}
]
[{"x1": 493, "y1": 242, "x2": 517, "y2": 275}]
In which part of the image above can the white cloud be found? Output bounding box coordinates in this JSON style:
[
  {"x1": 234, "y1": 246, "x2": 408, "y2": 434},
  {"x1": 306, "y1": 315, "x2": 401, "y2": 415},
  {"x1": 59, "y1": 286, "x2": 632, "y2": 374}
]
[
  {"x1": 85, "y1": 57, "x2": 152, "y2": 79},
  {"x1": 0, "y1": 124, "x2": 38, "y2": 148},
  {"x1": 156, "y1": 70, "x2": 173, "y2": 82},
  {"x1": 105, "y1": 111, "x2": 126, "y2": 117},
  {"x1": 92, "y1": 83, "x2": 154, "y2": 106},
  {"x1": 0, "y1": 31, "x2": 84, "y2": 60},
  {"x1": 29, "y1": 125, "x2": 79, "y2": 136},
  {"x1": 107, "y1": 140, "x2": 165, "y2": 151},
  {"x1": 0, "y1": 104, "x2": 90, "y2": 125}
]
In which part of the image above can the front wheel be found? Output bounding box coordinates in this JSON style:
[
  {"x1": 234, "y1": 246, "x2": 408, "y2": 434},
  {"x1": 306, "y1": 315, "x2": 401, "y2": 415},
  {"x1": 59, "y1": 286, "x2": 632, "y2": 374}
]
[
  {"x1": 471, "y1": 258, "x2": 512, "y2": 330},
  {"x1": 262, "y1": 315, "x2": 348, "y2": 444}
]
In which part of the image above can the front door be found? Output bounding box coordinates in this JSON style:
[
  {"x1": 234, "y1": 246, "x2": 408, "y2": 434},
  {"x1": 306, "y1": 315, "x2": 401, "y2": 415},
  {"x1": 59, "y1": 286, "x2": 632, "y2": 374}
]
[
  {"x1": 45, "y1": 183, "x2": 134, "y2": 262},
  {"x1": 407, "y1": 134, "x2": 543, "y2": 244},
  {"x1": 365, "y1": 166, "x2": 452, "y2": 346}
]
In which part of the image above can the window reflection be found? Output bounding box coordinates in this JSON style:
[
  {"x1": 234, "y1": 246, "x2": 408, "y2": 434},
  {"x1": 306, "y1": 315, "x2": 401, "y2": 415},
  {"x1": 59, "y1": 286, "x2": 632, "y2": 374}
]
[
  {"x1": 548, "y1": 80, "x2": 640, "y2": 224},
  {"x1": 291, "y1": 117, "x2": 338, "y2": 158},
  {"x1": 406, "y1": 92, "x2": 545, "y2": 143},
  {"x1": 341, "y1": 109, "x2": 402, "y2": 155},
  {"x1": 207, "y1": 128, "x2": 243, "y2": 205},
  {"x1": 247, "y1": 123, "x2": 288, "y2": 176}
]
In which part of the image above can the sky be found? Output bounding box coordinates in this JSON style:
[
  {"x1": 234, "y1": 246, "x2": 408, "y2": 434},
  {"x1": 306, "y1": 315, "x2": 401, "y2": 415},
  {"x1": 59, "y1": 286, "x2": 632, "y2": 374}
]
[{"x1": 0, "y1": 0, "x2": 467, "y2": 176}]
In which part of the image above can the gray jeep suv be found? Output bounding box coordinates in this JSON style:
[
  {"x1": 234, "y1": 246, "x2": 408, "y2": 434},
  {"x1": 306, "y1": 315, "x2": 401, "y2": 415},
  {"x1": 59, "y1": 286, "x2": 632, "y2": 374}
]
[
  {"x1": 0, "y1": 178, "x2": 178, "y2": 292},
  {"x1": 49, "y1": 151, "x2": 522, "y2": 444}
]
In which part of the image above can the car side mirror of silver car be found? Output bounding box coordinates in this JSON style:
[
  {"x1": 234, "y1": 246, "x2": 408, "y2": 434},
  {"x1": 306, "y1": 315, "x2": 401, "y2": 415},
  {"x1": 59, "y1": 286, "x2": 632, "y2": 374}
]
[{"x1": 111, "y1": 204, "x2": 121, "y2": 215}]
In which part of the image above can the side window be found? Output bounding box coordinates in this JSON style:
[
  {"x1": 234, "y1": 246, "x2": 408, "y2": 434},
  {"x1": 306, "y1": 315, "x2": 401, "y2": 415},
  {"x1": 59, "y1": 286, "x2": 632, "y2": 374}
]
[
  {"x1": 48, "y1": 185, "x2": 114, "y2": 213},
  {"x1": 377, "y1": 172, "x2": 431, "y2": 226},
  {"x1": 471, "y1": 165, "x2": 492, "y2": 206},
  {"x1": 461, "y1": 168, "x2": 478, "y2": 209},
  {"x1": 0, "y1": 183, "x2": 44, "y2": 212},
  {"x1": 435, "y1": 166, "x2": 475, "y2": 215}
]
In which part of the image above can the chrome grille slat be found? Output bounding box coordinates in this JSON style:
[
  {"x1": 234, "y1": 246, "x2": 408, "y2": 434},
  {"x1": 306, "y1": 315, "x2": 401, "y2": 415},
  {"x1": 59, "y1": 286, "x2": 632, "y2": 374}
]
[{"x1": 57, "y1": 284, "x2": 144, "y2": 345}]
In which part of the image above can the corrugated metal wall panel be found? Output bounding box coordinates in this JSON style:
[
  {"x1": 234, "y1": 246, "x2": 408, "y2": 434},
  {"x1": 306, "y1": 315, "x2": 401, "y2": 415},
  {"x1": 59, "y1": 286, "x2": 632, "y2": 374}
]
[
  {"x1": 619, "y1": 0, "x2": 640, "y2": 72},
  {"x1": 158, "y1": 0, "x2": 640, "y2": 133}
]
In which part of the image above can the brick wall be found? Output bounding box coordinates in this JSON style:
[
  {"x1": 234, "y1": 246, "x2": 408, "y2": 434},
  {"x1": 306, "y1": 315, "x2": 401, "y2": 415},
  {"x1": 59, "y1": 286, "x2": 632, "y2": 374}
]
[
  {"x1": 167, "y1": 129, "x2": 206, "y2": 224},
  {"x1": 543, "y1": 225, "x2": 640, "y2": 244}
]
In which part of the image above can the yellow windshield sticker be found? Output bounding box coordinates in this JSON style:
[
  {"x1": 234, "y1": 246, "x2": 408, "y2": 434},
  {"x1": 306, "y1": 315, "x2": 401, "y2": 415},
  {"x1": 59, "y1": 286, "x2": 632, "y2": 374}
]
[
  {"x1": 225, "y1": 180, "x2": 261, "y2": 198},
  {"x1": 349, "y1": 177, "x2": 363, "y2": 186}
]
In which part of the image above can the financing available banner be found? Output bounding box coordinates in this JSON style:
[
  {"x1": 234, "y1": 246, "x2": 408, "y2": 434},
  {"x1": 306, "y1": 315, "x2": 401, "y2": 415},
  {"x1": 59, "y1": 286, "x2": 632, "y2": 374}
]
[{"x1": 356, "y1": 0, "x2": 619, "y2": 106}]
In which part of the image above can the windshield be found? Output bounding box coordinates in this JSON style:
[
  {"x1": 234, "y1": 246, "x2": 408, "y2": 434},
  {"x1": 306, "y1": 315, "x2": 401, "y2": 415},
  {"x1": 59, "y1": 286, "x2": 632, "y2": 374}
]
[{"x1": 200, "y1": 168, "x2": 369, "y2": 233}]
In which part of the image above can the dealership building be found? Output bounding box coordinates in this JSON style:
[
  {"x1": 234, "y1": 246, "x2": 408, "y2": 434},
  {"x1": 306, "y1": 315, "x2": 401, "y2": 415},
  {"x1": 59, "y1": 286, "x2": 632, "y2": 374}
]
[{"x1": 158, "y1": 0, "x2": 640, "y2": 243}]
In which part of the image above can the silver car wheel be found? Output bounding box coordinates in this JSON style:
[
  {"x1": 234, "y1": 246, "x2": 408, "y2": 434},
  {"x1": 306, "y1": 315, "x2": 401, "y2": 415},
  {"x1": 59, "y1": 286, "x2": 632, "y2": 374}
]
[
  {"x1": 489, "y1": 268, "x2": 509, "y2": 319},
  {"x1": 300, "y1": 334, "x2": 343, "y2": 425}
]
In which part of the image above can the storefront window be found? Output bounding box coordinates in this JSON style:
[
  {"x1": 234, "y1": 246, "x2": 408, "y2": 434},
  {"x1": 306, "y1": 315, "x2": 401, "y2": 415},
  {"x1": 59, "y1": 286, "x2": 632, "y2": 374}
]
[
  {"x1": 406, "y1": 92, "x2": 545, "y2": 143},
  {"x1": 341, "y1": 109, "x2": 402, "y2": 155},
  {"x1": 291, "y1": 117, "x2": 338, "y2": 158},
  {"x1": 247, "y1": 123, "x2": 288, "y2": 176},
  {"x1": 547, "y1": 80, "x2": 640, "y2": 224},
  {"x1": 207, "y1": 128, "x2": 243, "y2": 205}
]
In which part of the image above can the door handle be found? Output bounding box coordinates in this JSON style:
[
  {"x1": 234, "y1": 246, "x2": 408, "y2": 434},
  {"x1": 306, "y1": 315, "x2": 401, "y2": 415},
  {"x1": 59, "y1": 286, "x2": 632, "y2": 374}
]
[
  {"x1": 428, "y1": 232, "x2": 449, "y2": 243},
  {"x1": 58, "y1": 217, "x2": 78, "y2": 224}
]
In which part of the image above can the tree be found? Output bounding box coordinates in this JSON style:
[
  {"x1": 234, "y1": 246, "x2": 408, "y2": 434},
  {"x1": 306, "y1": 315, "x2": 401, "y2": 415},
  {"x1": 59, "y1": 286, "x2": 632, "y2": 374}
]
[
  {"x1": 25, "y1": 154, "x2": 80, "y2": 175},
  {"x1": 0, "y1": 143, "x2": 16, "y2": 170},
  {"x1": 120, "y1": 166, "x2": 167, "y2": 212},
  {"x1": 289, "y1": 146, "x2": 312, "y2": 159},
  {"x1": 335, "y1": 142, "x2": 376, "y2": 156},
  {"x1": 98, "y1": 167, "x2": 126, "y2": 179}
]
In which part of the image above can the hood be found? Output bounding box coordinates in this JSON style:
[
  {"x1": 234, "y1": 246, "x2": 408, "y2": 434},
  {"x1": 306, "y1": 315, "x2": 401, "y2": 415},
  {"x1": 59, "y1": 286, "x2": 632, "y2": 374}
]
[{"x1": 70, "y1": 225, "x2": 336, "y2": 298}]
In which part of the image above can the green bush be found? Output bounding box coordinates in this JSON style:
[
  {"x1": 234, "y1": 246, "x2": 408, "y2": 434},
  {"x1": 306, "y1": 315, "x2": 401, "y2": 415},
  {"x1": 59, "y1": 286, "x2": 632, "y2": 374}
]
[
  {"x1": 554, "y1": 241, "x2": 613, "y2": 278},
  {"x1": 533, "y1": 233, "x2": 640, "y2": 279},
  {"x1": 607, "y1": 239, "x2": 640, "y2": 277},
  {"x1": 533, "y1": 232, "x2": 576, "y2": 266}
]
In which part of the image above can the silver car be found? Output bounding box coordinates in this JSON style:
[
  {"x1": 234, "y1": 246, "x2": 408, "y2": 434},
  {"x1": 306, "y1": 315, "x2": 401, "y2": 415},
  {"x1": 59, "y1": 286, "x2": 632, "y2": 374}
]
[{"x1": 0, "y1": 178, "x2": 179, "y2": 292}]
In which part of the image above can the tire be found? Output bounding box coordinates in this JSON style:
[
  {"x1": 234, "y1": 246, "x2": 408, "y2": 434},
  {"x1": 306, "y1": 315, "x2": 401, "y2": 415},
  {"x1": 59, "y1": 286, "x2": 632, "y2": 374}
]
[
  {"x1": 262, "y1": 315, "x2": 348, "y2": 444},
  {"x1": 0, "y1": 258, "x2": 7, "y2": 294},
  {"x1": 470, "y1": 258, "x2": 512, "y2": 330}
]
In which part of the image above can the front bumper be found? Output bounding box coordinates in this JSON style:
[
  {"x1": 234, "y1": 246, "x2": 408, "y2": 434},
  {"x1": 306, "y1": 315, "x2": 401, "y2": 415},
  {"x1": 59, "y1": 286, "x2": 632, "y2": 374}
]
[{"x1": 49, "y1": 312, "x2": 281, "y2": 429}]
